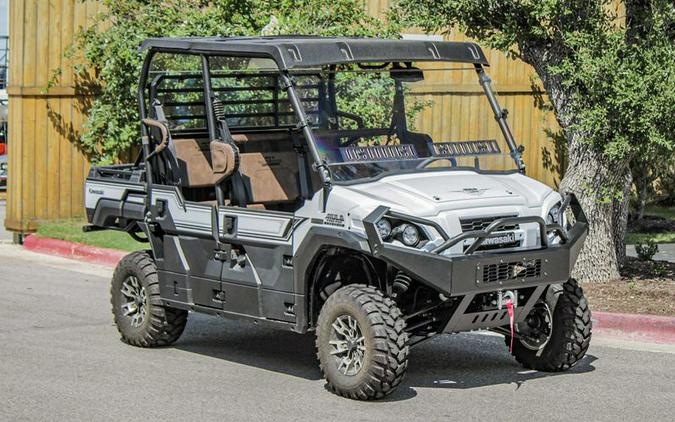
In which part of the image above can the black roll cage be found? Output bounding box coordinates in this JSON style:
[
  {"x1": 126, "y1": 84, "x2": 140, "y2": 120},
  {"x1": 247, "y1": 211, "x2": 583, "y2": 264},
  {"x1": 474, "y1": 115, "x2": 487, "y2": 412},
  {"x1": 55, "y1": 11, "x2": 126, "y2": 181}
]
[{"x1": 137, "y1": 39, "x2": 525, "y2": 203}]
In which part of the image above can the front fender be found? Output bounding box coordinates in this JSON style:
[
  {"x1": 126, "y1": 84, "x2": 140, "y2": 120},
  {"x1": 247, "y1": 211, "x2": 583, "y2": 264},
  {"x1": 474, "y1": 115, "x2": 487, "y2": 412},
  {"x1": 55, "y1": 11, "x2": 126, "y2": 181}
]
[{"x1": 292, "y1": 226, "x2": 373, "y2": 332}]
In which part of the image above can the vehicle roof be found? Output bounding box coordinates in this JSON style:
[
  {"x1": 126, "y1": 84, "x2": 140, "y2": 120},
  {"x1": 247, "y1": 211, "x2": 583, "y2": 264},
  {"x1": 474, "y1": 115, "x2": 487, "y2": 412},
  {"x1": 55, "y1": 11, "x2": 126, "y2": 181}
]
[{"x1": 139, "y1": 36, "x2": 489, "y2": 69}]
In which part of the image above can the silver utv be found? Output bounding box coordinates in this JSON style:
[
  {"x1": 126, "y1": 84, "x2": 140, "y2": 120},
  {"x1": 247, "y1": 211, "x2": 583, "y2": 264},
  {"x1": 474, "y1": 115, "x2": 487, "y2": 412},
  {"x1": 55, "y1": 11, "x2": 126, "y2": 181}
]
[{"x1": 85, "y1": 36, "x2": 591, "y2": 400}]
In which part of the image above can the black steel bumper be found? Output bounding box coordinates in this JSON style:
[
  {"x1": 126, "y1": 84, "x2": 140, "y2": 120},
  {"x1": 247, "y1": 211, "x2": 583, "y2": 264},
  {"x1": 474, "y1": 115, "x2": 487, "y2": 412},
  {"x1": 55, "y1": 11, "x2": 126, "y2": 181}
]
[{"x1": 363, "y1": 194, "x2": 588, "y2": 296}]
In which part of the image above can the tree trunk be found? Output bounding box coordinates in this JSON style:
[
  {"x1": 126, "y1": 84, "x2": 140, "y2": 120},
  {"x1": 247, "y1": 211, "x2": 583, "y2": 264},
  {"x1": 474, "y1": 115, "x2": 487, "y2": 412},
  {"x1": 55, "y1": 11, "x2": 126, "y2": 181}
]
[
  {"x1": 559, "y1": 140, "x2": 632, "y2": 282},
  {"x1": 633, "y1": 163, "x2": 649, "y2": 221},
  {"x1": 520, "y1": 44, "x2": 633, "y2": 283}
]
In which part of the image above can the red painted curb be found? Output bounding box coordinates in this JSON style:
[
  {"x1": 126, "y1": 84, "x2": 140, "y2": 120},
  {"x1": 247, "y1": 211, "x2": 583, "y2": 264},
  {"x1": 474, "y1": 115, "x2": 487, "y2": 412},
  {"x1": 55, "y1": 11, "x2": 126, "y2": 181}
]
[
  {"x1": 593, "y1": 311, "x2": 675, "y2": 344},
  {"x1": 23, "y1": 235, "x2": 126, "y2": 267}
]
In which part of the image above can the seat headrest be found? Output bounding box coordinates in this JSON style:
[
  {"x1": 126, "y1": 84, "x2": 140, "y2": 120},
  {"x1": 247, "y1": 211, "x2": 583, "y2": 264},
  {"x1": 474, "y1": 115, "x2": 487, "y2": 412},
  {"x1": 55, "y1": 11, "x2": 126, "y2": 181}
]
[
  {"x1": 173, "y1": 138, "x2": 238, "y2": 188},
  {"x1": 210, "y1": 141, "x2": 238, "y2": 184}
]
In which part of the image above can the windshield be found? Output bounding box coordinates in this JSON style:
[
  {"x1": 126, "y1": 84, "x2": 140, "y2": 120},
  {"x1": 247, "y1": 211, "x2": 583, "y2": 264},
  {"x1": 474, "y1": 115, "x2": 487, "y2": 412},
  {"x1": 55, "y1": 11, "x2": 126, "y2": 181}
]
[{"x1": 293, "y1": 65, "x2": 520, "y2": 183}]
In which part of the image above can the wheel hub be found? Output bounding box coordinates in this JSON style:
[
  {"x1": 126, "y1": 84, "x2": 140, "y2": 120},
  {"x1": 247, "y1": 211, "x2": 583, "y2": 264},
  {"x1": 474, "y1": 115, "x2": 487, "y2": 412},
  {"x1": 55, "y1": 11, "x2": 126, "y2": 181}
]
[
  {"x1": 329, "y1": 315, "x2": 366, "y2": 376},
  {"x1": 120, "y1": 276, "x2": 147, "y2": 328},
  {"x1": 518, "y1": 303, "x2": 553, "y2": 350}
]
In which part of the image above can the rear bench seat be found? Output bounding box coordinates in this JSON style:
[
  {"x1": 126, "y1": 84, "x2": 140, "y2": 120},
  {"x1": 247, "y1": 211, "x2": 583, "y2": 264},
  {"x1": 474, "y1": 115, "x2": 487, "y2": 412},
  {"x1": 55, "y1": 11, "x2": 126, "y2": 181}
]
[{"x1": 172, "y1": 131, "x2": 301, "y2": 207}]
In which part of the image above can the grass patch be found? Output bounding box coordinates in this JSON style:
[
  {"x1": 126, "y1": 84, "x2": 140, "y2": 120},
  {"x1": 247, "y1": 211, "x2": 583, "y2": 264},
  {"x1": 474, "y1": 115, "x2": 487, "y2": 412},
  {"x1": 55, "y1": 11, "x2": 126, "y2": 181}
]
[
  {"x1": 36, "y1": 219, "x2": 143, "y2": 252},
  {"x1": 644, "y1": 206, "x2": 675, "y2": 221},
  {"x1": 626, "y1": 232, "x2": 675, "y2": 245},
  {"x1": 626, "y1": 205, "x2": 675, "y2": 245}
]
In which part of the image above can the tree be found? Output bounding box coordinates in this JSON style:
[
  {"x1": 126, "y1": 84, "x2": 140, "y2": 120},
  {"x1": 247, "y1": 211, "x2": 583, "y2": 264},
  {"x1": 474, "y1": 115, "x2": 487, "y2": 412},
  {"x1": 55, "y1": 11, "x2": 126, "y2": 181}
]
[
  {"x1": 52, "y1": 0, "x2": 400, "y2": 163},
  {"x1": 394, "y1": 0, "x2": 675, "y2": 282}
]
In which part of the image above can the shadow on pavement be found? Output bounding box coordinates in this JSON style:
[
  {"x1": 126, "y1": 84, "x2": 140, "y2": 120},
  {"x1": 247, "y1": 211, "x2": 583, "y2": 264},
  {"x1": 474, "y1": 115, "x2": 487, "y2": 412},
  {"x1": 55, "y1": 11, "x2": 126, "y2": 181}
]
[
  {"x1": 176, "y1": 314, "x2": 322, "y2": 380},
  {"x1": 175, "y1": 314, "x2": 597, "y2": 402},
  {"x1": 403, "y1": 335, "x2": 597, "y2": 391}
]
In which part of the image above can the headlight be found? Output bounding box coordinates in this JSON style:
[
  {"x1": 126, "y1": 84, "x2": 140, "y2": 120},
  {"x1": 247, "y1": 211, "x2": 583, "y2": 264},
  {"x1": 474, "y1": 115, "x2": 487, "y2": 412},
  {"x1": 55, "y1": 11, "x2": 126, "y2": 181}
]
[
  {"x1": 400, "y1": 224, "x2": 420, "y2": 247},
  {"x1": 375, "y1": 216, "x2": 427, "y2": 248},
  {"x1": 376, "y1": 218, "x2": 392, "y2": 239}
]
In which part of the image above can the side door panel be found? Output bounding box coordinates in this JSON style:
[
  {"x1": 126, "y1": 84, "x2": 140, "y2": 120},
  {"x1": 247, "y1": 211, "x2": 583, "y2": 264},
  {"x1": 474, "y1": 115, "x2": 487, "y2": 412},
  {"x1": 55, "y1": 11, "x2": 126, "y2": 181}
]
[
  {"x1": 179, "y1": 237, "x2": 224, "y2": 309},
  {"x1": 159, "y1": 235, "x2": 225, "y2": 309},
  {"x1": 218, "y1": 207, "x2": 301, "y2": 322},
  {"x1": 151, "y1": 186, "x2": 302, "y2": 321},
  {"x1": 152, "y1": 187, "x2": 226, "y2": 310}
]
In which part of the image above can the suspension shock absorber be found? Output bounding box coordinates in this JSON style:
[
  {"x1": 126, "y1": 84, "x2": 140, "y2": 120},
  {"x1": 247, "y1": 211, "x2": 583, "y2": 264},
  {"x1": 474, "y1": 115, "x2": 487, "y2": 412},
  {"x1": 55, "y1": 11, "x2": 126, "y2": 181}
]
[
  {"x1": 212, "y1": 97, "x2": 226, "y2": 121},
  {"x1": 392, "y1": 271, "x2": 412, "y2": 299}
]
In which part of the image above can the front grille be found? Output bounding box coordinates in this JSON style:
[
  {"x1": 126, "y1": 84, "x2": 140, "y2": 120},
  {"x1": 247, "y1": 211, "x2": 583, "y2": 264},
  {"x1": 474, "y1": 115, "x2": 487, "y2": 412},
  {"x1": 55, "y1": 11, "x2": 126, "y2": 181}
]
[
  {"x1": 465, "y1": 240, "x2": 521, "y2": 252},
  {"x1": 482, "y1": 259, "x2": 541, "y2": 284},
  {"x1": 460, "y1": 215, "x2": 520, "y2": 232}
]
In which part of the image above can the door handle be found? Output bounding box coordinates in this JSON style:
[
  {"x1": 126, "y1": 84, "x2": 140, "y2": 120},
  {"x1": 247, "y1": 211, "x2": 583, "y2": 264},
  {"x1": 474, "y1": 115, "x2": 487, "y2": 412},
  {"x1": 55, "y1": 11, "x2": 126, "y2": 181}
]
[{"x1": 211, "y1": 205, "x2": 238, "y2": 246}]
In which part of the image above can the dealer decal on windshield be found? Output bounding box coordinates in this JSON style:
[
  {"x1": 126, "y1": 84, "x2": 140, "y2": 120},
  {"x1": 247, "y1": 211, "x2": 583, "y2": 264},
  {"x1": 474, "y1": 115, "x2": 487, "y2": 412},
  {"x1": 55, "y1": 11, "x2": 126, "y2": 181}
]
[
  {"x1": 339, "y1": 144, "x2": 418, "y2": 163},
  {"x1": 430, "y1": 139, "x2": 501, "y2": 157}
]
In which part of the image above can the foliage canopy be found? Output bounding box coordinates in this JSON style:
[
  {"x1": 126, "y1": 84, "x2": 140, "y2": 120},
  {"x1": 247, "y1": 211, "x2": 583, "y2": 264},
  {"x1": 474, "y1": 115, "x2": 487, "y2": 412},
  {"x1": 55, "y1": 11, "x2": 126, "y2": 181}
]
[
  {"x1": 394, "y1": 0, "x2": 675, "y2": 182},
  {"x1": 58, "y1": 0, "x2": 401, "y2": 163}
]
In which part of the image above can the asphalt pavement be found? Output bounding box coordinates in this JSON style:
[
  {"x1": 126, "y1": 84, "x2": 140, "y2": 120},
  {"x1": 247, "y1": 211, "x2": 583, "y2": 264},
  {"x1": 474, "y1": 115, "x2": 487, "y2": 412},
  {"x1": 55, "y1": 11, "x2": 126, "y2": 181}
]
[{"x1": 1, "y1": 244, "x2": 674, "y2": 422}]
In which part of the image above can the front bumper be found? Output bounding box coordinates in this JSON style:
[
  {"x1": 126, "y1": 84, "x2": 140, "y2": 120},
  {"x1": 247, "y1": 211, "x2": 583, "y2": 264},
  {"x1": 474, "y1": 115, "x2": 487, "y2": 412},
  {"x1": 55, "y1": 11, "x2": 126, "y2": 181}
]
[{"x1": 363, "y1": 194, "x2": 588, "y2": 297}]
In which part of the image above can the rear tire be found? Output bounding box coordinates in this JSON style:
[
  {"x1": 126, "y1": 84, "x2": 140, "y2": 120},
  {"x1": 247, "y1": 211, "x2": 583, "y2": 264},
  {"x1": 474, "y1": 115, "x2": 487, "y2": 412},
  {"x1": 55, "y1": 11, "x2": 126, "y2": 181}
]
[
  {"x1": 111, "y1": 251, "x2": 187, "y2": 347},
  {"x1": 507, "y1": 278, "x2": 592, "y2": 371},
  {"x1": 316, "y1": 284, "x2": 409, "y2": 400}
]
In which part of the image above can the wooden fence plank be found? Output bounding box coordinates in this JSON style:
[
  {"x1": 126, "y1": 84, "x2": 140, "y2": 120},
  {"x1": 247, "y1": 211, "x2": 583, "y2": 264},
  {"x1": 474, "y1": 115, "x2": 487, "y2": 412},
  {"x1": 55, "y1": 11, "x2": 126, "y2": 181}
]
[
  {"x1": 58, "y1": 96, "x2": 72, "y2": 218},
  {"x1": 21, "y1": 98, "x2": 35, "y2": 227},
  {"x1": 61, "y1": 0, "x2": 74, "y2": 86},
  {"x1": 21, "y1": 0, "x2": 36, "y2": 87}
]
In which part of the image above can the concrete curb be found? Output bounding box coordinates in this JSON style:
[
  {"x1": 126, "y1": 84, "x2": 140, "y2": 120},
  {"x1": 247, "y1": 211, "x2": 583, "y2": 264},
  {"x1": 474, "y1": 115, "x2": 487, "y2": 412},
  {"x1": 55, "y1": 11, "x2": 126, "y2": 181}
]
[
  {"x1": 593, "y1": 311, "x2": 675, "y2": 345},
  {"x1": 19, "y1": 235, "x2": 675, "y2": 344},
  {"x1": 23, "y1": 235, "x2": 126, "y2": 267}
]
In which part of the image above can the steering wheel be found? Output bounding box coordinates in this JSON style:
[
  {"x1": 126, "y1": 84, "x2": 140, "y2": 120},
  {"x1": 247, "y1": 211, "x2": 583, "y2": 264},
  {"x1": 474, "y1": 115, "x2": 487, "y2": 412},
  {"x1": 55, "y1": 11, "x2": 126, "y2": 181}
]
[{"x1": 416, "y1": 157, "x2": 457, "y2": 169}]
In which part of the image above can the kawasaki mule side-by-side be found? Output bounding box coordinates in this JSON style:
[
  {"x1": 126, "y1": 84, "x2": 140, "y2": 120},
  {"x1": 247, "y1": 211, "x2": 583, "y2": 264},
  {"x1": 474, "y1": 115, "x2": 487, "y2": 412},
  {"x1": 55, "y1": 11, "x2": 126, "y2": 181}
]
[{"x1": 84, "y1": 36, "x2": 591, "y2": 400}]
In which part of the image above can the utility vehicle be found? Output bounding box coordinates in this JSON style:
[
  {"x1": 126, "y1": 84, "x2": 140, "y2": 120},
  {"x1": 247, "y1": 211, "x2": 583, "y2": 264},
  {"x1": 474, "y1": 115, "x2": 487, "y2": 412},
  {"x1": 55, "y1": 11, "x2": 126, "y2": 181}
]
[{"x1": 85, "y1": 36, "x2": 591, "y2": 400}]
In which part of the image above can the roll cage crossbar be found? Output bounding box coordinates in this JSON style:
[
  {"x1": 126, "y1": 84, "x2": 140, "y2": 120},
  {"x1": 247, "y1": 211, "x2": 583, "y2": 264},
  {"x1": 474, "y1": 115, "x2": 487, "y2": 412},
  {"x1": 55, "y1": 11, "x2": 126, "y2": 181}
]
[
  {"x1": 136, "y1": 37, "x2": 525, "y2": 202},
  {"x1": 138, "y1": 37, "x2": 490, "y2": 70}
]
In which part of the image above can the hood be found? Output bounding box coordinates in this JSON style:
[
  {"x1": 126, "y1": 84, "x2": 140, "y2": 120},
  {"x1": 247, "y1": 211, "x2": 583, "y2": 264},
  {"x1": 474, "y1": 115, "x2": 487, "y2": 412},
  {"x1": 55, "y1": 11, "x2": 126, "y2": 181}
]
[{"x1": 336, "y1": 171, "x2": 553, "y2": 217}]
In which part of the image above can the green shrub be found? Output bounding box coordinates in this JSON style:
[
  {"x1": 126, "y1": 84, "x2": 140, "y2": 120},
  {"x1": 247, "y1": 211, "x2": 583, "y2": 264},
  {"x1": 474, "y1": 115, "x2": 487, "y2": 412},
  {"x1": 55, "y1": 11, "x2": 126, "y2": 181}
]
[{"x1": 635, "y1": 240, "x2": 659, "y2": 261}]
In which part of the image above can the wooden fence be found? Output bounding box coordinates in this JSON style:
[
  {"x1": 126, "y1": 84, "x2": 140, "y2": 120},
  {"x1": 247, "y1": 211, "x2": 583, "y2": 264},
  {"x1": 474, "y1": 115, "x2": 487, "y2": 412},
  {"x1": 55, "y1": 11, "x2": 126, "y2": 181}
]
[
  {"x1": 6, "y1": 0, "x2": 103, "y2": 232},
  {"x1": 5, "y1": 0, "x2": 564, "y2": 233}
]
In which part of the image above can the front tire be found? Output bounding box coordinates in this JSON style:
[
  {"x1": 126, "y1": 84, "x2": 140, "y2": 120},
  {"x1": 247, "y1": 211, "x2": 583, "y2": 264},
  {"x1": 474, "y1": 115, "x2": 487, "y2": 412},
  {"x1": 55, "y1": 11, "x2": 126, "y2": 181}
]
[
  {"x1": 508, "y1": 278, "x2": 592, "y2": 371},
  {"x1": 316, "y1": 284, "x2": 409, "y2": 400},
  {"x1": 111, "y1": 251, "x2": 188, "y2": 347}
]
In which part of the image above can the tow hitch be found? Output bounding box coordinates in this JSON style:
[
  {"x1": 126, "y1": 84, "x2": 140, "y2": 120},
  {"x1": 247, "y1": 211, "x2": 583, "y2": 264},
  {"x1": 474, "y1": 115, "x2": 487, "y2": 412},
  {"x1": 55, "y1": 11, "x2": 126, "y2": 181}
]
[{"x1": 497, "y1": 290, "x2": 517, "y2": 310}]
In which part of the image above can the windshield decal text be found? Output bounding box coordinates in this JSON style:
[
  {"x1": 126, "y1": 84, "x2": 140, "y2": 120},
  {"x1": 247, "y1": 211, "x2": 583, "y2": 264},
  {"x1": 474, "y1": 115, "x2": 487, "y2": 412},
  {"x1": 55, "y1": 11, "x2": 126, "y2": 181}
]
[
  {"x1": 339, "y1": 144, "x2": 418, "y2": 162},
  {"x1": 430, "y1": 140, "x2": 501, "y2": 157}
]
